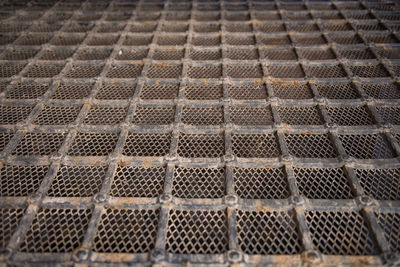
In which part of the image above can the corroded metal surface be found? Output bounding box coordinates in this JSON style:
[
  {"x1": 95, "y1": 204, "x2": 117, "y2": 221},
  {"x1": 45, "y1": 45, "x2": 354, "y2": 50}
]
[{"x1": 0, "y1": 0, "x2": 400, "y2": 266}]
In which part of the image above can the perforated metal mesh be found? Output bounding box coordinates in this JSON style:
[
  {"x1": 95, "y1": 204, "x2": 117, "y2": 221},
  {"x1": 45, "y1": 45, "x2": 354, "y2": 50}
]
[{"x1": 0, "y1": 0, "x2": 399, "y2": 265}]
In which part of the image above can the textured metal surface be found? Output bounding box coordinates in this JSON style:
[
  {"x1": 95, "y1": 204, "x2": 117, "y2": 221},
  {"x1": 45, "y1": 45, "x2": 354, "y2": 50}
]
[{"x1": 0, "y1": 0, "x2": 400, "y2": 266}]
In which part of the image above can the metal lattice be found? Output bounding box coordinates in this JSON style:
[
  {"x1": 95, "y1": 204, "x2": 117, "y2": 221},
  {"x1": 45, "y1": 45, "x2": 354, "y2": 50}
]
[{"x1": 0, "y1": 0, "x2": 400, "y2": 265}]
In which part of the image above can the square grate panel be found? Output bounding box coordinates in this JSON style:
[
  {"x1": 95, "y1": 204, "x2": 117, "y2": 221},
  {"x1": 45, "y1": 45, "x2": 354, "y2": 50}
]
[{"x1": 0, "y1": 0, "x2": 399, "y2": 265}]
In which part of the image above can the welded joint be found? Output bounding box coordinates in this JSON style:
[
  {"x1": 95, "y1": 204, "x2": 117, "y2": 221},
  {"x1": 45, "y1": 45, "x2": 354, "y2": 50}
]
[
  {"x1": 326, "y1": 122, "x2": 338, "y2": 130},
  {"x1": 28, "y1": 192, "x2": 42, "y2": 205},
  {"x1": 227, "y1": 250, "x2": 242, "y2": 263},
  {"x1": 291, "y1": 195, "x2": 304, "y2": 206},
  {"x1": 281, "y1": 154, "x2": 293, "y2": 163},
  {"x1": 358, "y1": 195, "x2": 373, "y2": 206},
  {"x1": 339, "y1": 155, "x2": 355, "y2": 165},
  {"x1": 303, "y1": 250, "x2": 322, "y2": 265},
  {"x1": 151, "y1": 249, "x2": 165, "y2": 262},
  {"x1": 159, "y1": 193, "x2": 172, "y2": 204},
  {"x1": 93, "y1": 193, "x2": 108, "y2": 204},
  {"x1": 72, "y1": 248, "x2": 89, "y2": 262},
  {"x1": 381, "y1": 252, "x2": 400, "y2": 266},
  {"x1": 224, "y1": 194, "x2": 238, "y2": 206}
]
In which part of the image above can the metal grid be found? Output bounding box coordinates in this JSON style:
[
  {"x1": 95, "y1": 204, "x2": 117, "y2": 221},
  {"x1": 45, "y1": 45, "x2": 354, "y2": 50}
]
[{"x1": 0, "y1": 0, "x2": 399, "y2": 265}]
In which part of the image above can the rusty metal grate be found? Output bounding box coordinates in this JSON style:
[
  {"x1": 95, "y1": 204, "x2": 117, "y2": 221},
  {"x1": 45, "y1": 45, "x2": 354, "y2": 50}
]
[{"x1": 0, "y1": 0, "x2": 400, "y2": 265}]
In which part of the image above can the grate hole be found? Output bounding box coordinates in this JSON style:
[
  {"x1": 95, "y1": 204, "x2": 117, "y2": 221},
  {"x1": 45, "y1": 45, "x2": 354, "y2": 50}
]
[
  {"x1": 133, "y1": 105, "x2": 175, "y2": 125},
  {"x1": 350, "y1": 64, "x2": 390, "y2": 78},
  {"x1": 177, "y1": 133, "x2": 225, "y2": 158},
  {"x1": 327, "y1": 106, "x2": 374, "y2": 126},
  {"x1": 227, "y1": 83, "x2": 267, "y2": 100},
  {"x1": 374, "y1": 212, "x2": 400, "y2": 253},
  {"x1": 0, "y1": 23, "x2": 29, "y2": 32},
  {"x1": 13, "y1": 133, "x2": 65, "y2": 156},
  {"x1": 376, "y1": 48, "x2": 400, "y2": 60},
  {"x1": 355, "y1": 22, "x2": 387, "y2": 31},
  {"x1": 233, "y1": 167, "x2": 289, "y2": 199},
  {"x1": 93, "y1": 208, "x2": 159, "y2": 253},
  {"x1": 0, "y1": 105, "x2": 33, "y2": 125},
  {"x1": 323, "y1": 22, "x2": 353, "y2": 32},
  {"x1": 52, "y1": 83, "x2": 93, "y2": 99},
  {"x1": 193, "y1": 13, "x2": 220, "y2": 22},
  {"x1": 153, "y1": 48, "x2": 184, "y2": 60},
  {"x1": 362, "y1": 83, "x2": 400, "y2": 99},
  {"x1": 339, "y1": 133, "x2": 395, "y2": 159},
  {"x1": 271, "y1": 82, "x2": 313, "y2": 99},
  {"x1": 254, "y1": 23, "x2": 285, "y2": 33},
  {"x1": 181, "y1": 106, "x2": 223, "y2": 125},
  {"x1": 284, "y1": 133, "x2": 337, "y2": 158},
  {"x1": 16, "y1": 34, "x2": 52, "y2": 45},
  {"x1": 292, "y1": 34, "x2": 326, "y2": 45},
  {"x1": 47, "y1": 165, "x2": 106, "y2": 197},
  {"x1": 62, "y1": 22, "x2": 94, "y2": 33},
  {"x1": 305, "y1": 210, "x2": 377, "y2": 255},
  {"x1": 225, "y1": 23, "x2": 252, "y2": 32},
  {"x1": 96, "y1": 23, "x2": 126, "y2": 33},
  {"x1": 34, "y1": 105, "x2": 81, "y2": 125},
  {"x1": 0, "y1": 63, "x2": 26, "y2": 78},
  {"x1": 123, "y1": 35, "x2": 153, "y2": 46},
  {"x1": 115, "y1": 48, "x2": 149, "y2": 60},
  {"x1": 76, "y1": 48, "x2": 112, "y2": 60},
  {"x1": 226, "y1": 35, "x2": 255, "y2": 46},
  {"x1": 123, "y1": 132, "x2": 171, "y2": 157},
  {"x1": 225, "y1": 48, "x2": 258, "y2": 60},
  {"x1": 293, "y1": 167, "x2": 354, "y2": 199},
  {"x1": 106, "y1": 64, "x2": 143, "y2": 78},
  {"x1": 268, "y1": 65, "x2": 305, "y2": 78},
  {"x1": 232, "y1": 133, "x2": 280, "y2": 158},
  {"x1": 0, "y1": 34, "x2": 18, "y2": 45},
  {"x1": 96, "y1": 83, "x2": 135, "y2": 100},
  {"x1": 140, "y1": 83, "x2": 179, "y2": 100},
  {"x1": 111, "y1": 166, "x2": 165, "y2": 198},
  {"x1": 2, "y1": 49, "x2": 39, "y2": 60},
  {"x1": 84, "y1": 106, "x2": 127, "y2": 125},
  {"x1": 166, "y1": 209, "x2": 228, "y2": 254},
  {"x1": 0, "y1": 133, "x2": 13, "y2": 151},
  {"x1": 287, "y1": 23, "x2": 319, "y2": 32},
  {"x1": 130, "y1": 23, "x2": 157, "y2": 33},
  {"x1": 329, "y1": 33, "x2": 364, "y2": 45},
  {"x1": 51, "y1": 34, "x2": 85, "y2": 46},
  {"x1": 191, "y1": 35, "x2": 221, "y2": 46},
  {"x1": 24, "y1": 64, "x2": 64, "y2": 78},
  {"x1": 19, "y1": 208, "x2": 92, "y2": 253},
  {"x1": 227, "y1": 65, "x2": 263, "y2": 78},
  {"x1": 172, "y1": 167, "x2": 225, "y2": 199},
  {"x1": 236, "y1": 210, "x2": 301, "y2": 255},
  {"x1": 189, "y1": 49, "x2": 221, "y2": 61},
  {"x1": 185, "y1": 83, "x2": 223, "y2": 100},
  {"x1": 253, "y1": 12, "x2": 281, "y2": 21},
  {"x1": 161, "y1": 23, "x2": 188, "y2": 32},
  {"x1": 0, "y1": 165, "x2": 48, "y2": 197},
  {"x1": 0, "y1": 208, "x2": 25, "y2": 250},
  {"x1": 298, "y1": 48, "x2": 336, "y2": 60},
  {"x1": 230, "y1": 106, "x2": 273, "y2": 125},
  {"x1": 68, "y1": 132, "x2": 119, "y2": 157},
  {"x1": 315, "y1": 82, "x2": 360, "y2": 99},
  {"x1": 86, "y1": 34, "x2": 119, "y2": 46},
  {"x1": 65, "y1": 65, "x2": 104, "y2": 78},
  {"x1": 257, "y1": 34, "x2": 291, "y2": 45},
  {"x1": 193, "y1": 23, "x2": 220, "y2": 33},
  {"x1": 147, "y1": 64, "x2": 182, "y2": 79},
  {"x1": 157, "y1": 35, "x2": 187, "y2": 46},
  {"x1": 338, "y1": 47, "x2": 375, "y2": 60},
  {"x1": 307, "y1": 64, "x2": 347, "y2": 78},
  {"x1": 188, "y1": 65, "x2": 222, "y2": 79},
  {"x1": 6, "y1": 82, "x2": 49, "y2": 99},
  {"x1": 261, "y1": 48, "x2": 297, "y2": 61},
  {"x1": 364, "y1": 33, "x2": 398, "y2": 44},
  {"x1": 39, "y1": 49, "x2": 75, "y2": 60},
  {"x1": 355, "y1": 168, "x2": 400, "y2": 201},
  {"x1": 278, "y1": 106, "x2": 324, "y2": 125},
  {"x1": 377, "y1": 106, "x2": 400, "y2": 125}
]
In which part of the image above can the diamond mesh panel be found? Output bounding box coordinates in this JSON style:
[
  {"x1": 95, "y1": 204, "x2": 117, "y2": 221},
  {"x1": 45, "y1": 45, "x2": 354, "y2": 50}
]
[
  {"x1": 355, "y1": 168, "x2": 400, "y2": 200},
  {"x1": 374, "y1": 212, "x2": 400, "y2": 253},
  {"x1": 236, "y1": 210, "x2": 301, "y2": 254},
  {"x1": 305, "y1": 210, "x2": 378, "y2": 255},
  {"x1": 19, "y1": 208, "x2": 92, "y2": 253},
  {"x1": 166, "y1": 209, "x2": 228, "y2": 254},
  {"x1": 93, "y1": 208, "x2": 159, "y2": 253},
  {"x1": 0, "y1": 208, "x2": 25, "y2": 250}
]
